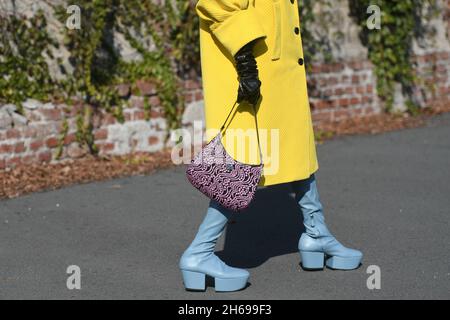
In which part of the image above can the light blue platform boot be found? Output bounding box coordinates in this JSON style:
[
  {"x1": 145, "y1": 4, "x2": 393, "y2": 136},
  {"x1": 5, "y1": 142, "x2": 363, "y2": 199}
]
[
  {"x1": 179, "y1": 200, "x2": 249, "y2": 292},
  {"x1": 293, "y1": 174, "x2": 363, "y2": 270}
]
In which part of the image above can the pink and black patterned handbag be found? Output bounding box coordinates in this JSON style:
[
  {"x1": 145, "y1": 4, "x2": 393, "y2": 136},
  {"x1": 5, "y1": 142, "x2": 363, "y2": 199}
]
[{"x1": 186, "y1": 101, "x2": 263, "y2": 212}]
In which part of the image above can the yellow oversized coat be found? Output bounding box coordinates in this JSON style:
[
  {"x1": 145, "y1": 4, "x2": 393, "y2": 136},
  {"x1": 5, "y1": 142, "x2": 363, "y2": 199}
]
[{"x1": 196, "y1": 0, "x2": 318, "y2": 186}]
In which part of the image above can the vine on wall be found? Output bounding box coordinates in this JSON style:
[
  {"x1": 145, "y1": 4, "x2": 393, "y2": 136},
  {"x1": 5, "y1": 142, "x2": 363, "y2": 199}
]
[
  {"x1": 52, "y1": 0, "x2": 200, "y2": 152},
  {"x1": 0, "y1": 0, "x2": 200, "y2": 155},
  {"x1": 298, "y1": 0, "x2": 342, "y2": 64},
  {"x1": 0, "y1": 11, "x2": 59, "y2": 113},
  {"x1": 349, "y1": 0, "x2": 439, "y2": 113}
]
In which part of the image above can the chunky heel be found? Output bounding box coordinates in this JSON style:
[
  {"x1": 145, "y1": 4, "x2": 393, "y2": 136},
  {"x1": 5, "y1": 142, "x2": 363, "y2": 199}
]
[
  {"x1": 300, "y1": 251, "x2": 325, "y2": 270},
  {"x1": 215, "y1": 275, "x2": 249, "y2": 292},
  {"x1": 179, "y1": 205, "x2": 251, "y2": 293},
  {"x1": 181, "y1": 270, "x2": 206, "y2": 291}
]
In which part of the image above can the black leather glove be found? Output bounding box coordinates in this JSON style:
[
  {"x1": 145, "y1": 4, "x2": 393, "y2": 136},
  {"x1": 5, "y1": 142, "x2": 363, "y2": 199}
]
[{"x1": 234, "y1": 40, "x2": 261, "y2": 106}]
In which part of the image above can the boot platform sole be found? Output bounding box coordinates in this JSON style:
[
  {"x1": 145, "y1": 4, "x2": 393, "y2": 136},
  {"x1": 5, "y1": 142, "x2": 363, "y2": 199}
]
[
  {"x1": 181, "y1": 270, "x2": 249, "y2": 292},
  {"x1": 300, "y1": 251, "x2": 362, "y2": 270}
]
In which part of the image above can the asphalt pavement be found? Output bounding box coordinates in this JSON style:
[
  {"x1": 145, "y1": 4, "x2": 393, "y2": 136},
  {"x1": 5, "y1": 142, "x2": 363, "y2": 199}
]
[{"x1": 1, "y1": 113, "x2": 449, "y2": 300}]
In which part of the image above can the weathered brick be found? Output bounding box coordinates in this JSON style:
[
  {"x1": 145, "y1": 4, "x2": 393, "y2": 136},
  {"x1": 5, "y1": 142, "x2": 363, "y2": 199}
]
[
  {"x1": 438, "y1": 52, "x2": 449, "y2": 60},
  {"x1": 149, "y1": 95, "x2": 161, "y2": 106},
  {"x1": 6, "y1": 157, "x2": 21, "y2": 167},
  {"x1": 363, "y1": 106, "x2": 376, "y2": 115},
  {"x1": 66, "y1": 101, "x2": 84, "y2": 117},
  {"x1": 102, "y1": 113, "x2": 117, "y2": 125},
  {"x1": 362, "y1": 96, "x2": 372, "y2": 104},
  {"x1": 46, "y1": 137, "x2": 59, "y2": 148},
  {"x1": 350, "y1": 97, "x2": 361, "y2": 105},
  {"x1": 41, "y1": 108, "x2": 62, "y2": 121},
  {"x1": 436, "y1": 64, "x2": 447, "y2": 74},
  {"x1": 194, "y1": 91, "x2": 204, "y2": 101},
  {"x1": 64, "y1": 133, "x2": 77, "y2": 145},
  {"x1": 311, "y1": 100, "x2": 332, "y2": 110},
  {"x1": 136, "y1": 79, "x2": 157, "y2": 96},
  {"x1": 30, "y1": 140, "x2": 44, "y2": 151},
  {"x1": 116, "y1": 83, "x2": 131, "y2": 97},
  {"x1": 184, "y1": 80, "x2": 201, "y2": 90},
  {"x1": 129, "y1": 96, "x2": 144, "y2": 109},
  {"x1": 423, "y1": 53, "x2": 436, "y2": 63},
  {"x1": 318, "y1": 78, "x2": 328, "y2": 86},
  {"x1": 308, "y1": 78, "x2": 318, "y2": 86},
  {"x1": 34, "y1": 125, "x2": 52, "y2": 137},
  {"x1": 309, "y1": 65, "x2": 323, "y2": 73},
  {"x1": 99, "y1": 142, "x2": 114, "y2": 153},
  {"x1": 330, "y1": 63, "x2": 345, "y2": 72},
  {"x1": 334, "y1": 88, "x2": 345, "y2": 96},
  {"x1": 184, "y1": 93, "x2": 194, "y2": 103},
  {"x1": 0, "y1": 144, "x2": 13, "y2": 153},
  {"x1": 148, "y1": 136, "x2": 160, "y2": 145},
  {"x1": 133, "y1": 110, "x2": 146, "y2": 121},
  {"x1": 67, "y1": 143, "x2": 87, "y2": 158},
  {"x1": 94, "y1": 128, "x2": 108, "y2": 140},
  {"x1": 38, "y1": 151, "x2": 52, "y2": 163},
  {"x1": 308, "y1": 88, "x2": 320, "y2": 97},
  {"x1": 414, "y1": 55, "x2": 426, "y2": 64},
  {"x1": 91, "y1": 113, "x2": 103, "y2": 129},
  {"x1": 331, "y1": 99, "x2": 340, "y2": 108},
  {"x1": 14, "y1": 142, "x2": 25, "y2": 153},
  {"x1": 435, "y1": 75, "x2": 448, "y2": 83},
  {"x1": 339, "y1": 98, "x2": 350, "y2": 107},
  {"x1": 25, "y1": 110, "x2": 42, "y2": 122},
  {"x1": 21, "y1": 155, "x2": 35, "y2": 164},
  {"x1": 150, "y1": 108, "x2": 163, "y2": 118},
  {"x1": 312, "y1": 111, "x2": 333, "y2": 123},
  {"x1": 124, "y1": 112, "x2": 132, "y2": 121},
  {"x1": 24, "y1": 127, "x2": 38, "y2": 137},
  {"x1": 334, "y1": 109, "x2": 351, "y2": 119},
  {"x1": 349, "y1": 61, "x2": 364, "y2": 71},
  {"x1": 344, "y1": 87, "x2": 354, "y2": 94},
  {"x1": 356, "y1": 86, "x2": 365, "y2": 94},
  {"x1": 6, "y1": 128, "x2": 21, "y2": 139}
]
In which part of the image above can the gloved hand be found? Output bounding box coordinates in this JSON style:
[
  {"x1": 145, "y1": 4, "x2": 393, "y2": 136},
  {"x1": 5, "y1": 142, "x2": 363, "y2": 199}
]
[{"x1": 234, "y1": 40, "x2": 261, "y2": 106}]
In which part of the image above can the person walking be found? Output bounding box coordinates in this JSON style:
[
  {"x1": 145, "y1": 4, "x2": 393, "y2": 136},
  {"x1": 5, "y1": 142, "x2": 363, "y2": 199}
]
[{"x1": 179, "y1": 0, "x2": 363, "y2": 292}]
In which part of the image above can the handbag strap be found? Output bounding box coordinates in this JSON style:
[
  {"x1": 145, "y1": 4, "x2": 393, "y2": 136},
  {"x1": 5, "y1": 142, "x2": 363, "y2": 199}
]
[{"x1": 219, "y1": 100, "x2": 264, "y2": 166}]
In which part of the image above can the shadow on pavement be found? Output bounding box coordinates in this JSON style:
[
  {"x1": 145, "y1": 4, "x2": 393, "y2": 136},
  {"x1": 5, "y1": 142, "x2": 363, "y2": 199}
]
[{"x1": 216, "y1": 183, "x2": 305, "y2": 269}]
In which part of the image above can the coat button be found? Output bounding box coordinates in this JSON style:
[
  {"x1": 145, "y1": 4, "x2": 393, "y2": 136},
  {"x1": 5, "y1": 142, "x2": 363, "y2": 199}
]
[
  {"x1": 298, "y1": 58, "x2": 304, "y2": 66},
  {"x1": 294, "y1": 27, "x2": 300, "y2": 35}
]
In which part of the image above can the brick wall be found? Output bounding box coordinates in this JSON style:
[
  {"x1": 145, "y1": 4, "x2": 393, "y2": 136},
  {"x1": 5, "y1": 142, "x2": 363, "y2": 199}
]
[
  {"x1": 307, "y1": 59, "x2": 380, "y2": 126},
  {"x1": 0, "y1": 82, "x2": 200, "y2": 169},
  {"x1": 411, "y1": 51, "x2": 450, "y2": 105},
  {"x1": 308, "y1": 51, "x2": 450, "y2": 127}
]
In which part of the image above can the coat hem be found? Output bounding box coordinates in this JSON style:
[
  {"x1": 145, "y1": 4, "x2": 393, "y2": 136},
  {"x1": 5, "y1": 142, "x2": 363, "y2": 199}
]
[{"x1": 258, "y1": 163, "x2": 320, "y2": 187}]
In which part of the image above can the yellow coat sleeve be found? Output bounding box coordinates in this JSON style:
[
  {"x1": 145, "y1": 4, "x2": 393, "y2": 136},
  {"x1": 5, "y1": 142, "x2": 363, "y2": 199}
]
[{"x1": 196, "y1": 0, "x2": 267, "y2": 57}]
